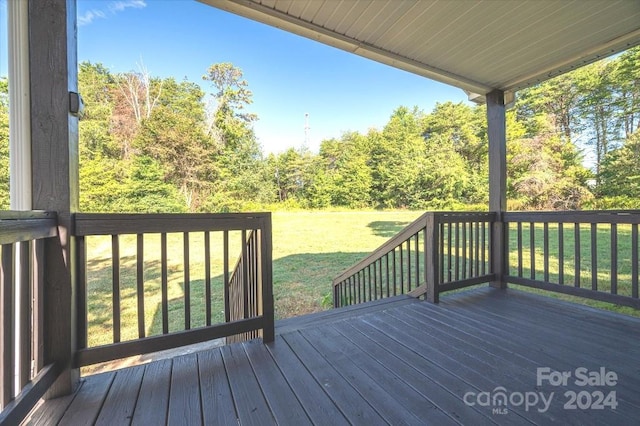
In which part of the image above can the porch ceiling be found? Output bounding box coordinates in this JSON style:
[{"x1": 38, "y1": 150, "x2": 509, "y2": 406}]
[{"x1": 200, "y1": 0, "x2": 640, "y2": 102}]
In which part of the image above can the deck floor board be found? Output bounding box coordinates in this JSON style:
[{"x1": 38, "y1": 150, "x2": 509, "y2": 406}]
[{"x1": 27, "y1": 287, "x2": 640, "y2": 425}]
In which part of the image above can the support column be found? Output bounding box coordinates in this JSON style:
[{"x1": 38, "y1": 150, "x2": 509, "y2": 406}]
[
  {"x1": 8, "y1": 0, "x2": 32, "y2": 211},
  {"x1": 28, "y1": 0, "x2": 79, "y2": 397},
  {"x1": 487, "y1": 90, "x2": 507, "y2": 289}
]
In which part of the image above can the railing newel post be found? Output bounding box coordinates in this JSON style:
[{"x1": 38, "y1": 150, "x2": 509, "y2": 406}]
[{"x1": 425, "y1": 213, "x2": 439, "y2": 303}]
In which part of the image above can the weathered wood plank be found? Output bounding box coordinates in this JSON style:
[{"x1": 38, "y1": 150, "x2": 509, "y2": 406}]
[
  {"x1": 303, "y1": 325, "x2": 454, "y2": 425},
  {"x1": 168, "y1": 353, "x2": 202, "y2": 425},
  {"x1": 57, "y1": 372, "x2": 115, "y2": 426},
  {"x1": 198, "y1": 349, "x2": 238, "y2": 425},
  {"x1": 242, "y1": 340, "x2": 310, "y2": 424},
  {"x1": 131, "y1": 359, "x2": 172, "y2": 426},
  {"x1": 220, "y1": 343, "x2": 273, "y2": 425},
  {"x1": 264, "y1": 335, "x2": 348, "y2": 425},
  {"x1": 94, "y1": 365, "x2": 144, "y2": 426},
  {"x1": 282, "y1": 331, "x2": 386, "y2": 425},
  {"x1": 334, "y1": 320, "x2": 498, "y2": 426}
]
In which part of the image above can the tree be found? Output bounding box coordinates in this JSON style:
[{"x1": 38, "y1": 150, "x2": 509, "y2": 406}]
[
  {"x1": 135, "y1": 78, "x2": 216, "y2": 211},
  {"x1": 597, "y1": 130, "x2": 640, "y2": 207},
  {"x1": 202, "y1": 63, "x2": 274, "y2": 210},
  {"x1": 318, "y1": 132, "x2": 372, "y2": 208},
  {"x1": 575, "y1": 61, "x2": 621, "y2": 177},
  {"x1": 507, "y1": 118, "x2": 592, "y2": 210},
  {"x1": 611, "y1": 47, "x2": 640, "y2": 139}
]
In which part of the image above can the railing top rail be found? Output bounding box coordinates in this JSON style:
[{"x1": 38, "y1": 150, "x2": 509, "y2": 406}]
[
  {"x1": 435, "y1": 211, "x2": 495, "y2": 223},
  {"x1": 332, "y1": 211, "x2": 494, "y2": 286},
  {"x1": 0, "y1": 211, "x2": 58, "y2": 244},
  {"x1": 504, "y1": 210, "x2": 640, "y2": 224},
  {"x1": 332, "y1": 212, "x2": 431, "y2": 285},
  {"x1": 73, "y1": 212, "x2": 271, "y2": 235}
]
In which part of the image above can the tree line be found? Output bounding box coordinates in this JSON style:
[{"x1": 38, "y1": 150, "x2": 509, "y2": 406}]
[{"x1": 0, "y1": 47, "x2": 638, "y2": 212}]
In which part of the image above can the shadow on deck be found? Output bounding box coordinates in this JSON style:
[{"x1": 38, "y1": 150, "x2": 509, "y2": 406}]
[{"x1": 26, "y1": 287, "x2": 640, "y2": 425}]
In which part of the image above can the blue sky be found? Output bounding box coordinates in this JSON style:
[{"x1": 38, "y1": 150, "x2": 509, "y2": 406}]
[{"x1": 2, "y1": 0, "x2": 470, "y2": 153}]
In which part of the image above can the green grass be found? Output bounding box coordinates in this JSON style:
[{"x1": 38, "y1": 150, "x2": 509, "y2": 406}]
[
  {"x1": 505, "y1": 222, "x2": 640, "y2": 317},
  {"x1": 84, "y1": 210, "x2": 423, "y2": 347}
]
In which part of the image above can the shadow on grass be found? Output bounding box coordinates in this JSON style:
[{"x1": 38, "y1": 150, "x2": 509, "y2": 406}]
[{"x1": 367, "y1": 220, "x2": 411, "y2": 238}]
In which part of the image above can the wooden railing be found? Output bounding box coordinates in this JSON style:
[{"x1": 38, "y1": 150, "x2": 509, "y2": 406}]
[
  {"x1": 0, "y1": 212, "x2": 60, "y2": 424},
  {"x1": 73, "y1": 213, "x2": 273, "y2": 367},
  {"x1": 504, "y1": 211, "x2": 640, "y2": 309},
  {"x1": 333, "y1": 212, "x2": 496, "y2": 307},
  {"x1": 227, "y1": 230, "x2": 265, "y2": 343}
]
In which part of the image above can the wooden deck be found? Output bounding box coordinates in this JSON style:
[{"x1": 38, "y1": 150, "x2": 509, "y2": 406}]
[{"x1": 26, "y1": 287, "x2": 640, "y2": 425}]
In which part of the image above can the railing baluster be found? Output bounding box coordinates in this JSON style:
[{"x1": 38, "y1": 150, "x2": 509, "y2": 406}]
[
  {"x1": 447, "y1": 223, "x2": 453, "y2": 281},
  {"x1": 204, "y1": 232, "x2": 211, "y2": 326},
  {"x1": 455, "y1": 222, "x2": 460, "y2": 280},
  {"x1": 414, "y1": 233, "x2": 420, "y2": 289},
  {"x1": 33, "y1": 239, "x2": 44, "y2": 371},
  {"x1": 517, "y1": 222, "x2": 523, "y2": 277},
  {"x1": 373, "y1": 262, "x2": 378, "y2": 300},
  {"x1": 440, "y1": 223, "x2": 445, "y2": 284},
  {"x1": 591, "y1": 223, "x2": 597, "y2": 291},
  {"x1": 112, "y1": 235, "x2": 121, "y2": 343},
  {"x1": 76, "y1": 236, "x2": 87, "y2": 349},
  {"x1": 349, "y1": 274, "x2": 353, "y2": 305},
  {"x1": 543, "y1": 223, "x2": 549, "y2": 283},
  {"x1": 474, "y1": 221, "x2": 480, "y2": 278},
  {"x1": 575, "y1": 223, "x2": 581, "y2": 287},
  {"x1": 558, "y1": 223, "x2": 564, "y2": 285},
  {"x1": 611, "y1": 223, "x2": 617, "y2": 295},
  {"x1": 392, "y1": 249, "x2": 397, "y2": 296},
  {"x1": 385, "y1": 254, "x2": 390, "y2": 298},
  {"x1": 461, "y1": 222, "x2": 467, "y2": 279},
  {"x1": 19, "y1": 241, "x2": 31, "y2": 388},
  {"x1": 530, "y1": 222, "x2": 535, "y2": 280},
  {"x1": 223, "y1": 231, "x2": 230, "y2": 323},
  {"x1": 399, "y1": 245, "x2": 404, "y2": 294},
  {"x1": 241, "y1": 230, "x2": 248, "y2": 319},
  {"x1": 183, "y1": 232, "x2": 191, "y2": 330},
  {"x1": 161, "y1": 233, "x2": 169, "y2": 334},
  {"x1": 481, "y1": 222, "x2": 486, "y2": 276},
  {"x1": 633, "y1": 224, "x2": 638, "y2": 299},
  {"x1": 406, "y1": 239, "x2": 412, "y2": 291},
  {"x1": 1, "y1": 243, "x2": 15, "y2": 406},
  {"x1": 136, "y1": 234, "x2": 145, "y2": 339}
]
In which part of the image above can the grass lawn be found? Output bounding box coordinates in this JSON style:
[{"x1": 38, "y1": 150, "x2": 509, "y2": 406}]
[{"x1": 84, "y1": 210, "x2": 423, "y2": 347}]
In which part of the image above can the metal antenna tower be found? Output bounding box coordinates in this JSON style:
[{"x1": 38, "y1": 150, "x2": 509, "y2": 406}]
[{"x1": 303, "y1": 112, "x2": 310, "y2": 150}]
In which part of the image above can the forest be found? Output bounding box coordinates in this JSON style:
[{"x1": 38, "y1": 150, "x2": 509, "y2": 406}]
[{"x1": 0, "y1": 47, "x2": 638, "y2": 212}]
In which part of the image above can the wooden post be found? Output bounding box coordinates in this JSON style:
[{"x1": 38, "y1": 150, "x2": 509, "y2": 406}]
[
  {"x1": 424, "y1": 213, "x2": 439, "y2": 303},
  {"x1": 28, "y1": 0, "x2": 79, "y2": 397},
  {"x1": 487, "y1": 90, "x2": 507, "y2": 289},
  {"x1": 260, "y1": 215, "x2": 275, "y2": 343}
]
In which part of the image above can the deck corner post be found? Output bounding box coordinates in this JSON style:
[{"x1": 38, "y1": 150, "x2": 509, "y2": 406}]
[
  {"x1": 261, "y1": 214, "x2": 275, "y2": 343},
  {"x1": 28, "y1": 0, "x2": 80, "y2": 397},
  {"x1": 425, "y1": 213, "x2": 439, "y2": 303},
  {"x1": 487, "y1": 90, "x2": 507, "y2": 289}
]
